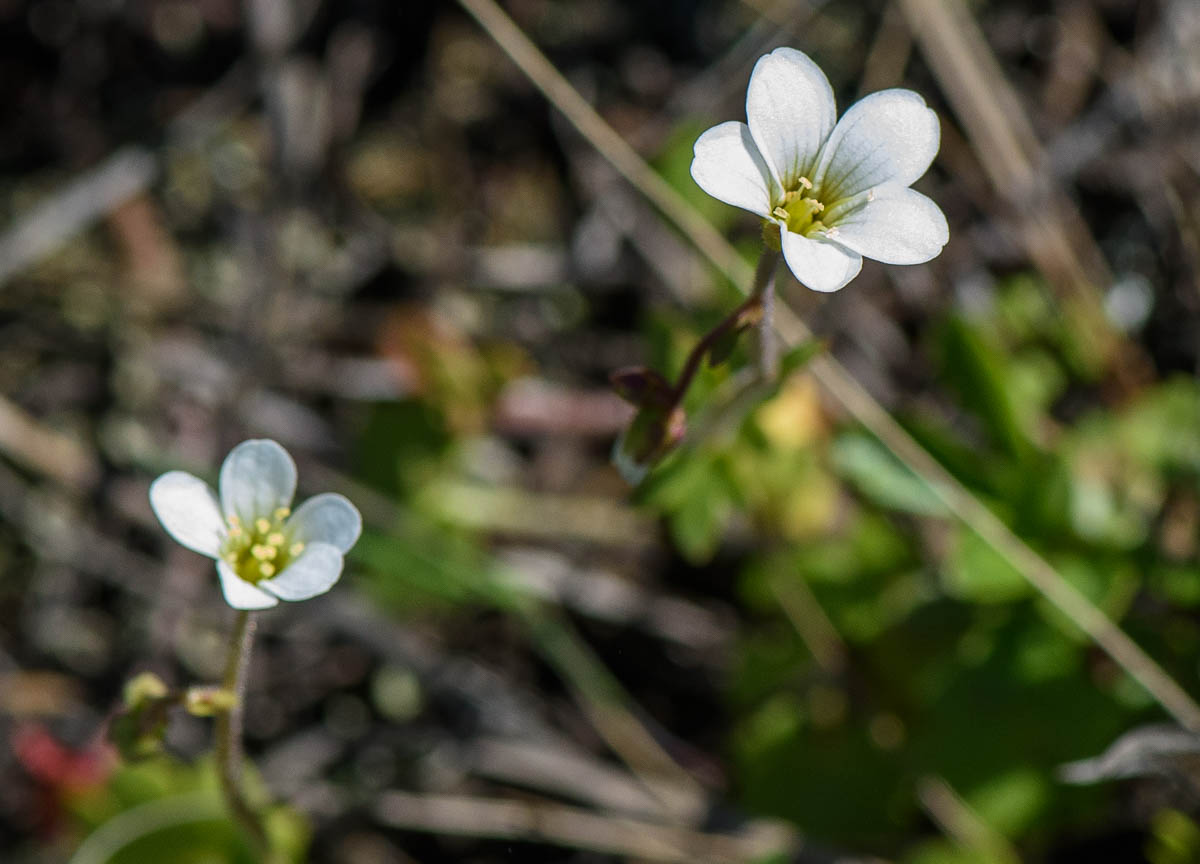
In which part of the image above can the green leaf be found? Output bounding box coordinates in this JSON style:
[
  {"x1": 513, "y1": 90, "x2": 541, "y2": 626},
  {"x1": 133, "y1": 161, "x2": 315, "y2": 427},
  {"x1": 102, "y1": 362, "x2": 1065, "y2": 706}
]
[
  {"x1": 831, "y1": 432, "x2": 948, "y2": 517},
  {"x1": 941, "y1": 529, "x2": 1029, "y2": 604}
]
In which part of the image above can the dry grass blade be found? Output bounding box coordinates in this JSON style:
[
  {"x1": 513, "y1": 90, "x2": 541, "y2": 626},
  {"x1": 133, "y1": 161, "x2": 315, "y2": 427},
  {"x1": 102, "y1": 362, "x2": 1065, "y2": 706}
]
[
  {"x1": 456, "y1": 0, "x2": 1200, "y2": 731},
  {"x1": 374, "y1": 790, "x2": 800, "y2": 863}
]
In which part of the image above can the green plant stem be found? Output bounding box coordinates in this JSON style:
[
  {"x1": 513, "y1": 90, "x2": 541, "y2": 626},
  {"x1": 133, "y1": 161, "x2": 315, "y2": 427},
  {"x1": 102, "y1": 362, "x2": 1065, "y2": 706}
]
[
  {"x1": 668, "y1": 248, "x2": 780, "y2": 404},
  {"x1": 214, "y1": 610, "x2": 268, "y2": 852},
  {"x1": 755, "y1": 250, "x2": 779, "y2": 378}
]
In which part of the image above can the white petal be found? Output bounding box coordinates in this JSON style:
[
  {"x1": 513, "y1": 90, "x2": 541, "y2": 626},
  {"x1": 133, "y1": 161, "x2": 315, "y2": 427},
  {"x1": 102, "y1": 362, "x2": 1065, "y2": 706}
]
[
  {"x1": 746, "y1": 47, "x2": 837, "y2": 191},
  {"x1": 218, "y1": 439, "x2": 297, "y2": 523},
  {"x1": 149, "y1": 471, "x2": 224, "y2": 558},
  {"x1": 781, "y1": 227, "x2": 863, "y2": 293},
  {"x1": 287, "y1": 493, "x2": 362, "y2": 553},
  {"x1": 690, "y1": 121, "x2": 776, "y2": 217},
  {"x1": 257, "y1": 542, "x2": 343, "y2": 601},
  {"x1": 217, "y1": 560, "x2": 279, "y2": 610},
  {"x1": 827, "y1": 185, "x2": 949, "y2": 265},
  {"x1": 813, "y1": 89, "x2": 940, "y2": 202}
]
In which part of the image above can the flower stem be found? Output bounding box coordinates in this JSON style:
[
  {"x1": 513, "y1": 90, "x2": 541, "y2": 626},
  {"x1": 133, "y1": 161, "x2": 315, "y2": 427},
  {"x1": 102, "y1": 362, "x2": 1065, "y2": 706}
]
[
  {"x1": 754, "y1": 250, "x2": 780, "y2": 379},
  {"x1": 214, "y1": 610, "x2": 268, "y2": 853},
  {"x1": 669, "y1": 248, "x2": 780, "y2": 403}
]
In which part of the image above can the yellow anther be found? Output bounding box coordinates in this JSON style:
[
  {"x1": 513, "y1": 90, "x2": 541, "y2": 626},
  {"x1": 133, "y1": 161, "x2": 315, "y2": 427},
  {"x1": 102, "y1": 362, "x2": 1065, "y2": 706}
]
[
  {"x1": 772, "y1": 206, "x2": 789, "y2": 222},
  {"x1": 255, "y1": 518, "x2": 271, "y2": 534},
  {"x1": 227, "y1": 525, "x2": 243, "y2": 538},
  {"x1": 259, "y1": 562, "x2": 276, "y2": 578},
  {"x1": 289, "y1": 542, "x2": 306, "y2": 557},
  {"x1": 227, "y1": 514, "x2": 241, "y2": 526},
  {"x1": 813, "y1": 201, "x2": 824, "y2": 212},
  {"x1": 251, "y1": 544, "x2": 270, "y2": 560},
  {"x1": 274, "y1": 507, "x2": 291, "y2": 520},
  {"x1": 825, "y1": 226, "x2": 840, "y2": 238},
  {"x1": 798, "y1": 176, "x2": 813, "y2": 190},
  {"x1": 267, "y1": 532, "x2": 285, "y2": 547}
]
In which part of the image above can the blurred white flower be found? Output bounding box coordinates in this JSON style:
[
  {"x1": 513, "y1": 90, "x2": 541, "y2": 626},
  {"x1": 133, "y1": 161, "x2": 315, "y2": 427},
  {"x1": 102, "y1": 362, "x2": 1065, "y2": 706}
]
[
  {"x1": 690, "y1": 47, "x2": 948, "y2": 293},
  {"x1": 150, "y1": 439, "x2": 361, "y2": 610}
]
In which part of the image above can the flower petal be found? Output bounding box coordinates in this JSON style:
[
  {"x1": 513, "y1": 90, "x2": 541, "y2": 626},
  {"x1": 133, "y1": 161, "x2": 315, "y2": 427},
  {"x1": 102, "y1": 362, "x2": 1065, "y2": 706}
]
[
  {"x1": 813, "y1": 89, "x2": 940, "y2": 202},
  {"x1": 218, "y1": 439, "x2": 297, "y2": 523},
  {"x1": 217, "y1": 560, "x2": 279, "y2": 610},
  {"x1": 257, "y1": 542, "x2": 343, "y2": 602},
  {"x1": 780, "y1": 227, "x2": 863, "y2": 293},
  {"x1": 690, "y1": 121, "x2": 776, "y2": 217},
  {"x1": 149, "y1": 471, "x2": 224, "y2": 558},
  {"x1": 827, "y1": 185, "x2": 949, "y2": 265},
  {"x1": 746, "y1": 47, "x2": 837, "y2": 191},
  {"x1": 287, "y1": 493, "x2": 362, "y2": 553}
]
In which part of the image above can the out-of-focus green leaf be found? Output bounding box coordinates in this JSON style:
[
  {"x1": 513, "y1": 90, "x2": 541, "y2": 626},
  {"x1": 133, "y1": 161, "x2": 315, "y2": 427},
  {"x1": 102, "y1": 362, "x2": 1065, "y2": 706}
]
[
  {"x1": 1147, "y1": 809, "x2": 1200, "y2": 864},
  {"x1": 831, "y1": 432, "x2": 948, "y2": 517},
  {"x1": 941, "y1": 529, "x2": 1029, "y2": 604},
  {"x1": 936, "y1": 316, "x2": 1033, "y2": 461},
  {"x1": 965, "y1": 767, "x2": 1048, "y2": 839}
]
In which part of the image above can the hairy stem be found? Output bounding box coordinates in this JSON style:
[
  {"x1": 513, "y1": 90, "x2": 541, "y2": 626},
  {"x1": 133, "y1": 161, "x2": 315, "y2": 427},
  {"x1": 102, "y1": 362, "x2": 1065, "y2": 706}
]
[
  {"x1": 214, "y1": 610, "x2": 267, "y2": 852},
  {"x1": 754, "y1": 250, "x2": 779, "y2": 379},
  {"x1": 669, "y1": 247, "x2": 781, "y2": 404}
]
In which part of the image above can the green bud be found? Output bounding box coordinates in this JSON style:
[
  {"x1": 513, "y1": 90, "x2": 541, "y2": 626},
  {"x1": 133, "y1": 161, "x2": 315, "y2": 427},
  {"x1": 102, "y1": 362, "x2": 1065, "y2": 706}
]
[
  {"x1": 183, "y1": 686, "x2": 237, "y2": 717},
  {"x1": 123, "y1": 671, "x2": 169, "y2": 708}
]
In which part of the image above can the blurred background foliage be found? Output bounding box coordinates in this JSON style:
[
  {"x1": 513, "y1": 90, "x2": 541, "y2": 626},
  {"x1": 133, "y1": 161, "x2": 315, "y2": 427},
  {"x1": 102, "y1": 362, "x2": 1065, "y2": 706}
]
[{"x1": 2, "y1": 0, "x2": 1200, "y2": 862}]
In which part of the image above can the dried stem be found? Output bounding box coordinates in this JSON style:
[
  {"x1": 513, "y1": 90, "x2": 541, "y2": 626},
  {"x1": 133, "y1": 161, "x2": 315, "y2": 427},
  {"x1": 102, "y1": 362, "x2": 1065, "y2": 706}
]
[{"x1": 214, "y1": 610, "x2": 267, "y2": 852}]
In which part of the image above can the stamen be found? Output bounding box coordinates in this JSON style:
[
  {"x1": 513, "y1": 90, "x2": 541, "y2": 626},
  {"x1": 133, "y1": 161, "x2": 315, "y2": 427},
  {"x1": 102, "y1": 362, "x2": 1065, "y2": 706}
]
[
  {"x1": 227, "y1": 514, "x2": 241, "y2": 526},
  {"x1": 227, "y1": 525, "x2": 243, "y2": 538},
  {"x1": 274, "y1": 507, "x2": 291, "y2": 520},
  {"x1": 259, "y1": 562, "x2": 275, "y2": 578},
  {"x1": 251, "y1": 544, "x2": 271, "y2": 560},
  {"x1": 289, "y1": 542, "x2": 306, "y2": 557},
  {"x1": 255, "y1": 518, "x2": 271, "y2": 534},
  {"x1": 825, "y1": 226, "x2": 840, "y2": 238},
  {"x1": 267, "y1": 532, "x2": 285, "y2": 547}
]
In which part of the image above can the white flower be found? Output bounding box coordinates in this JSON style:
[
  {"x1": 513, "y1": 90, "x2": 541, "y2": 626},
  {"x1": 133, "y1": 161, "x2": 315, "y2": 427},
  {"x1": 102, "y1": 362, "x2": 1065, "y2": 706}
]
[
  {"x1": 149, "y1": 439, "x2": 362, "y2": 610},
  {"x1": 690, "y1": 47, "x2": 948, "y2": 293}
]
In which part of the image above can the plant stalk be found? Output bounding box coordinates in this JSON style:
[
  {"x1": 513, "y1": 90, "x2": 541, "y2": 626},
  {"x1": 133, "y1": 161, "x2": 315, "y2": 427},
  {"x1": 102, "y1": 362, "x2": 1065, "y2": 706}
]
[
  {"x1": 669, "y1": 248, "x2": 781, "y2": 404},
  {"x1": 214, "y1": 610, "x2": 267, "y2": 852}
]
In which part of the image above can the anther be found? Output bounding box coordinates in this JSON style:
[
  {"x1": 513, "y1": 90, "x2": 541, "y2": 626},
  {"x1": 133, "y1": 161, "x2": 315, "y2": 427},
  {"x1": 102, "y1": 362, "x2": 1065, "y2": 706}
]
[
  {"x1": 259, "y1": 562, "x2": 275, "y2": 578},
  {"x1": 289, "y1": 542, "x2": 306, "y2": 557},
  {"x1": 274, "y1": 507, "x2": 291, "y2": 520},
  {"x1": 867, "y1": 189, "x2": 875, "y2": 202},
  {"x1": 267, "y1": 532, "x2": 285, "y2": 547},
  {"x1": 227, "y1": 515, "x2": 241, "y2": 526},
  {"x1": 255, "y1": 518, "x2": 271, "y2": 534},
  {"x1": 798, "y1": 176, "x2": 813, "y2": 190},
  {"x1": 251, "y1": 544, "x2": 270, "y2": 560}
]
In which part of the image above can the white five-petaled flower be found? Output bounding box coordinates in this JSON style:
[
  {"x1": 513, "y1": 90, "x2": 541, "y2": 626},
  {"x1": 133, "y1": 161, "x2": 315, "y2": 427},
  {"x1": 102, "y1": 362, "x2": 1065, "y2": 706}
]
[
  {"x1": 149, "y1": 439, "x2": 362, "y2": 610},
  {"x1": 690, "y1": 47, "x2": 949, "y2": 293}
]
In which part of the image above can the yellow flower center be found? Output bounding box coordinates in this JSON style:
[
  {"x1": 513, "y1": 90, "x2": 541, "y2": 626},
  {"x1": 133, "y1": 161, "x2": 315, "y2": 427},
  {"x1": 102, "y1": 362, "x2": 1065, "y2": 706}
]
[
  {"x1": 220, "y1": 508, "x2": 305, "y2": 583},
  {"x1": 772, "y1": 177, "x2": 830, "y2": 237}
]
